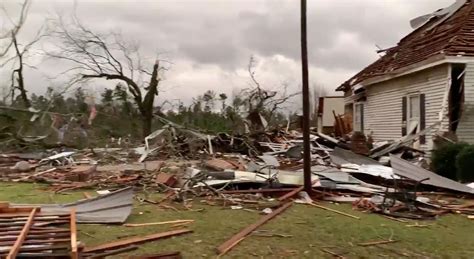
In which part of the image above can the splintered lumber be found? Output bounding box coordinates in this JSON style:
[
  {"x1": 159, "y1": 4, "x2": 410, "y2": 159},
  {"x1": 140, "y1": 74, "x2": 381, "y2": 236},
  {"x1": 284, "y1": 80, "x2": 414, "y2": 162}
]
[
  {"x1": 0, "y1": 207, "x2": 39, "y2": 213},
  {"x1": 85, "y1": 246, "x2": 139, "y2": 258},
  {"x1": 7, "y1": 207, "x2": 38, "y2": 259},
  {"x1": 358, "y1": 240, "x2": 398, "y2": 246},
  {"x1": 128, "y1": 251, "x2": 182, "y2": 259},
  {"x1": 83, "y1": 192, "x2": 92, "y2": 199},
  {"x1": 278, "y1": 180, "x2": 319, "y2": 201},
  {"x1": 83, "y1": 229, "x2": 192, "y2": 253},
  {"x1": 124, "y1": 220, "x2": 194, "y2": 227},
  {"x1": 216, "y1": 202, "x2": 293, "y2": 255},
  {"x1": 15, "y1": 168, "x2": 56, "y2": 182},
  {"x1": 222, "y1": 188, "x2": 295, "y2": 195},
  {"x1": 277, "y1": 187, "x2": 304, "y2": 201},
  {"x1": 70, "y1": 208, "x2": 78, "y2": 259},
  {"x1": 321, "y1": 248, "x2": 346, "y2": 259},
  {"x1": 0, "y1": 238, "x2": 70, "y2": 246},
  {"x1": 308, "y1": 202, "x2": 360, "y2": 220}
]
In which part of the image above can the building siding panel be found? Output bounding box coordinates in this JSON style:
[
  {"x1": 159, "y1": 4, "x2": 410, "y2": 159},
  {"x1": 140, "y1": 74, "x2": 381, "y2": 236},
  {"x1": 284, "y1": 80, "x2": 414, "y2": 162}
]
[
  {"x1": 362, "y1": 64, "x2": 450, "y2": 152},
  {"x1": 457, "y1": 63, "x2": 474, "y2": 144}
]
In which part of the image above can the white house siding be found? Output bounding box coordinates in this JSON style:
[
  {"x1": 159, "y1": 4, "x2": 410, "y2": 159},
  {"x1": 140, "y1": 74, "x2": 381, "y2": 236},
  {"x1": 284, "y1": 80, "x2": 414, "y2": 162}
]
[
  {"x1": 457, "y1": 62, "x2": 474, "y2": 144},
  {"x1": 362, "y1": 64, "x2": 450, "y2": 152}
]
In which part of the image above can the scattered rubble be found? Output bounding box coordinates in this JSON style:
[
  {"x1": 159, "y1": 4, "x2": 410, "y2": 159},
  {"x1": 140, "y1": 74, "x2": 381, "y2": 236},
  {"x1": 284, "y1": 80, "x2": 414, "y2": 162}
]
[{"x1": 1, "y1": 118, "x2": 474, "y2": 257}]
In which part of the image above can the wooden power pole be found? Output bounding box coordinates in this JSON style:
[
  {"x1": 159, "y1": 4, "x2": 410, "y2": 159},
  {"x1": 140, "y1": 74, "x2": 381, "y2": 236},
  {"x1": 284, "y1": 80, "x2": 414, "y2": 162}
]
[{"x1": 300, "y1": 0, "x2": 312, "y2": 193}]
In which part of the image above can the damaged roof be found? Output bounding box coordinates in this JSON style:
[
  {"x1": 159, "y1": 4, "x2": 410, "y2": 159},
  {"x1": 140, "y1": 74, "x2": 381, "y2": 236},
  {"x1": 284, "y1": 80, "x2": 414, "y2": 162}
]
[{"x1": 337, "y1": 0, "x2": 474, "y2": 91}]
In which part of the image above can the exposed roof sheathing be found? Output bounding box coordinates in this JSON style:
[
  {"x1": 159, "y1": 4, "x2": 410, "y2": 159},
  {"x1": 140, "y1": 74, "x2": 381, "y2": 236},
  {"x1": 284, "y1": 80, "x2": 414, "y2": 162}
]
[
  {"x1": 337, "y1": 0, "x2": 474, "y2": 91},
  {"x1": 390, "y1": 155, "x2": 474, "y2": 194}
]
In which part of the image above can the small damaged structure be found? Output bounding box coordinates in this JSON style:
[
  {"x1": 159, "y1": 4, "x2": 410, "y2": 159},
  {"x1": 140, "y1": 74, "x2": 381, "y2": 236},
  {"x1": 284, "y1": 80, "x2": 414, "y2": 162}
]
[
  {"x1": 337, "y1": 0, "x2": 474, "y2": 152},
  {"x1": 316, "y1": 96, "x2": 346, "y2": 134}
]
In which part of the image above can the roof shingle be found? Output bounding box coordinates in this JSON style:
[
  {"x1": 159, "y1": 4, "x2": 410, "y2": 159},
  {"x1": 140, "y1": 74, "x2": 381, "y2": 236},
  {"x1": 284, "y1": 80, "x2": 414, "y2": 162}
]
[{"x1": 337, "y1": 0, "x2": 474, "y2": 91}]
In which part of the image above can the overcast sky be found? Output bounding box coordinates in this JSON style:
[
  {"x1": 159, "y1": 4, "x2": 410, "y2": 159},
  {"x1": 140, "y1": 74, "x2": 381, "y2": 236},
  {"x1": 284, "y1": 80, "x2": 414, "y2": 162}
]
[{"x1": 0, "y1": 0, "x2": 453, "y2": 109}]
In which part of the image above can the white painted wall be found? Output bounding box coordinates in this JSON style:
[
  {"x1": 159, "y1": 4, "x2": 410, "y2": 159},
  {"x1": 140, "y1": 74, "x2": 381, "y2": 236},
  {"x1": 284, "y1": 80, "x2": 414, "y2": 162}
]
[
  {"x1": 361, "y1": 64, "x2": 450, "y2": 152},
  {"x1": 457, "y1": 63, "x2": 474, "y2": 144}
]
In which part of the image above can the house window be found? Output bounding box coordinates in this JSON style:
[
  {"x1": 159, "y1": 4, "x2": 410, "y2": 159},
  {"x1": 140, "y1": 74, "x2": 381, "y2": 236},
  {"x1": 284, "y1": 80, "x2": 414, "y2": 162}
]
[
  {"x1": 407, "y1": 94, "x2": 420, "y2": 134},
  {"x1": 354, "y1": 103, "x2": 364, "y2": 132},
  {"x1": 402, "y1": 93, "x2": 426, "y2": 145}
]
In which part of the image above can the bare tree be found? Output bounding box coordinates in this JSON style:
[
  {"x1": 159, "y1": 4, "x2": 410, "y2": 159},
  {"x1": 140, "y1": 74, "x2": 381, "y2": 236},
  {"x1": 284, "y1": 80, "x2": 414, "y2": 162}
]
[
  {"x1": 241, "y1": 56, "x2": 300, "y2": 125},
  {"x1": 49, "y1": 16, "x2": 164, "y2": 137},
  {"x1": 0, "y1": 0, "x2": 39, "y2": 107},
  {"x1": 0, "y1": 0, "x2": 28, "y2": 57}
]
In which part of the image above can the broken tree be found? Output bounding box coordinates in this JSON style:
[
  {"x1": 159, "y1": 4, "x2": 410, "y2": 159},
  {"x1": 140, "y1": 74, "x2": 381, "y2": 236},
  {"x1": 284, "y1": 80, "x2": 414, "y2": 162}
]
[{"x1": 50, "y1": 16, "x2": 163, "y2": 137}]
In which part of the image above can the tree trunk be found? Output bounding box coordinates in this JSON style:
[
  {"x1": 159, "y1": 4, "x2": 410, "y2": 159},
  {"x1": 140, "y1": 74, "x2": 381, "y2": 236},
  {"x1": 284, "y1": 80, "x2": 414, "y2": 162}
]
[
  {"x1": 140, "y1": 61, "x2": 160, "y2": 138},
  {"x1": 16, "y1": 69, "x2": 30, "y2": 108},
  {"x1": 142, "y1": 114, "x2": 152, "y2": 138},
  {"x1": 13, "y1": 35, "x2": 30, "y2": 108}
]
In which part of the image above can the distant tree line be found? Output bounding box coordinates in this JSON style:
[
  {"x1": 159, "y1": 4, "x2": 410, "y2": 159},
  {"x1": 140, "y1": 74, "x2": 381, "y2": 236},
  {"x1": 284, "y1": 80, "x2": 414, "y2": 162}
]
[{"x1": 0, "y1": 0, "x2": 301, "y2": 149}]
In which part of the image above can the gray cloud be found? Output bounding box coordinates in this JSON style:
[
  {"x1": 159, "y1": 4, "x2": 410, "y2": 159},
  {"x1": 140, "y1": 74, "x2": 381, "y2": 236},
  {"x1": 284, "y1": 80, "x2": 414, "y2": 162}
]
[{"x1": 0, "y1": 0, "x2": 455, "y2": 107}]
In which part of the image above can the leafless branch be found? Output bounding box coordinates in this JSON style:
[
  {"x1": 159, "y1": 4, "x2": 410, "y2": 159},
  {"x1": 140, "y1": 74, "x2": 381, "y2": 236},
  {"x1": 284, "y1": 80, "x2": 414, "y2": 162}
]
[{"x1": 0, "y1": 0, "x2": 30, "y2": 57}]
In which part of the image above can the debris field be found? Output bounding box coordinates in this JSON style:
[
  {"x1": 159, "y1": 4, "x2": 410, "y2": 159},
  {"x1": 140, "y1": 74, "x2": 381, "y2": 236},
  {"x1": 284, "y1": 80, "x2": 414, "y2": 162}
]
[{"x1": 1, "y1": 117, "x2": 473, "y2": 258}]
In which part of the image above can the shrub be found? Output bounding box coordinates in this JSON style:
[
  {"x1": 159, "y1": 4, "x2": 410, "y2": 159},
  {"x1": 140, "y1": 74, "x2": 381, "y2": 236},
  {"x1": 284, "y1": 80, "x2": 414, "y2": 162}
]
[
  {"x1": 431, "y1": 142, "x2": 469, "y2": 180},
  {"x1": 455, "y1": 145, "x2": 474, "y2": 183}
]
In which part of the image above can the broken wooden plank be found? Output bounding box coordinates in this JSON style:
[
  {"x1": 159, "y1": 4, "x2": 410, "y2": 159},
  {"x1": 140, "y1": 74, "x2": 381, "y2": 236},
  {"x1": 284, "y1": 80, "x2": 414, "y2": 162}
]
[
  {"x1": 382, "y1": 215, "x2": 409, "y2": 223},
  {"x1": 278, "y1": 179, "x2": 319, "y2": 201},
  {"x1": 222, "y1": 188, "x2": 295, "y2": 195},
  {"x1": 127, "y1": 251, "x2": 182, "y2": 259},
  {"x1": 83, "y1": 229, "x2": 192, "y2": 253},
  {"x1": 0, "y1": 232, "x2": 70, "y2": 242},
  {"x1": 70, "y1": 208, "x2": 78, "y2": 259},
  {"x1": 0, "y1": 212, "x2": 69, "y2": 218},
  {"x1": 15, "y1": 168, "x2": 56, "y2": 182},
  {"x1": 124, "y1": 220, "x2": 194, "y2": 227},
  {"x1": 308, "y1": 202, "x2": 360, "y2": 220},
  {"x1": 0, "y1": 244, "x2": 70, "y2": 255},
  {"x1": 0, "y1": 238, "x2": 70, "y2": 247},
  {"x1": 7, "y1": 207, "x2": 38, "y2": 259},
  {"x1": 83, "y1": 192, "x2": 92, "y2": 199},
  {"x1": 216, "y1": 202, "x2": 293, "y2": 255},
  {"x1": 0, "y1": 207, "x2": 39, "y2": 213},
  {"x1": 0, "y1": 228, "x2": 70, "y2": 235},
  {"x1": 358, "y1": 240, "x2": 398, "y2": 247},
  {"x1": 321, "y1": 248, "x2": 346, "y2": 259},
  {"x1": 85, "y1": 246, "x2": 139, "y2": 258},
  {"x1": 277, "y1": 187, "x2": 304, "y2": 201}
]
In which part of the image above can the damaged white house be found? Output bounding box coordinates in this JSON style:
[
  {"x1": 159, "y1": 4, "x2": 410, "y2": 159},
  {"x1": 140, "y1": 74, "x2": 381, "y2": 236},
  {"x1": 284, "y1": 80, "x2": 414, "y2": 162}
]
[{"x1": 337, "y1": 0, "x2": 474, "y2": 152}]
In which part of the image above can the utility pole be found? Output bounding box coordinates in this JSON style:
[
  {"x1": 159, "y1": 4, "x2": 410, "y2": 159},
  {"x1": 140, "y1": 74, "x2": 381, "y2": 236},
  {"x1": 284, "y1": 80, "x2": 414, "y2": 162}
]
[{"x1": 300, "y1": 0, "x2": 312, "y2": 193}]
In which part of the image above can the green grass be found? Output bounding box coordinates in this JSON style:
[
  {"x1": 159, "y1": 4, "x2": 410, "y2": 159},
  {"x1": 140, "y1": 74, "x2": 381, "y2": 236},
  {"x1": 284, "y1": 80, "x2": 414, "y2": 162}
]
[{"x1": 1, "y1": 183, "x2": 473, "y2": 258}]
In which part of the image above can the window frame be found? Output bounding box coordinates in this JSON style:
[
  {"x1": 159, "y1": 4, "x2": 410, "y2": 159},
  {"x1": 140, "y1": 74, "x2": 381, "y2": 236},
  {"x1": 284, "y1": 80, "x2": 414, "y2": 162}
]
[
  {"x1": 353, "y1": 102, "x2": 364, "y2": 133},
  {"x1": 407, "y1": 93, "x2": 421, "y2": 134}
]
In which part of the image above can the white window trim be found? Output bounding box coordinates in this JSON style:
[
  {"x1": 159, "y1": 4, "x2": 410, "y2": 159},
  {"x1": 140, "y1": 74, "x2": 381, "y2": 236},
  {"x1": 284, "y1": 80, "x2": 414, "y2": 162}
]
[
  {"x1": 407, "y1": 93, "x2": 421, "y2": 133},
  {"x1": 406, "y1": 93, "x2": 421, "y2": 148},
  {"x1": 354, "y1": 102, "x2": 364, "y2": 132}
]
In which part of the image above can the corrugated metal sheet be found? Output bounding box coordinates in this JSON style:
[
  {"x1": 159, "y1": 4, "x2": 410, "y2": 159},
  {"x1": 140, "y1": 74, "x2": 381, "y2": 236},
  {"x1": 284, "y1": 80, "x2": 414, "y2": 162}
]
[
  {"x1": 363, "y1": 64, "x2": 449, "y2": 152},
  {"x1": 330, "y1": 147, "x2": 379, "y2": 166},
  {"x1": 456, "y1": 62, "x2": 474, "y2": 143},
  {"x1": 14, "y1": 187, "x2": 133, "y2": 223},
  {"x1": 390, "y1": 155, "x2": 474, "y2": 194},
  {"x1": 337, "y1": 1, "x2": 474, "y2": 91}
]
